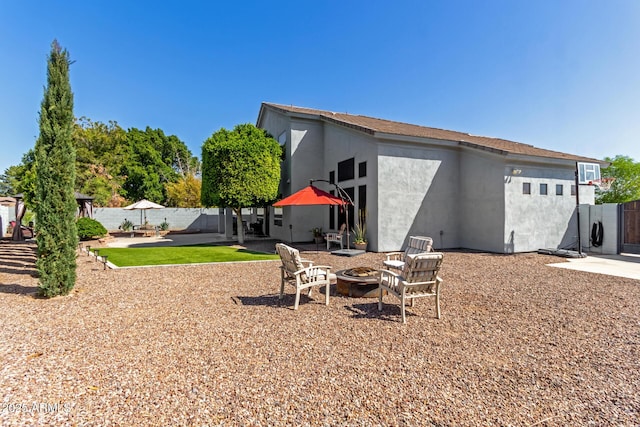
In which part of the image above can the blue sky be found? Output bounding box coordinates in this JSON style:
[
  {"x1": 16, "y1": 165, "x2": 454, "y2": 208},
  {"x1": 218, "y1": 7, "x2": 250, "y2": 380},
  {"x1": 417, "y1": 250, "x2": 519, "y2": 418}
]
[{"x1": 1, "y1": 1, "x2": 639, "y2": 174}]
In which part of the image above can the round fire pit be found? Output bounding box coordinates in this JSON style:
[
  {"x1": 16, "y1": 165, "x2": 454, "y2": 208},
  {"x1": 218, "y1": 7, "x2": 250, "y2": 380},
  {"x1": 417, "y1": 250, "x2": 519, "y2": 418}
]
[{"x1": 335, "y1": 267, "x2": 382, "y2": 298}]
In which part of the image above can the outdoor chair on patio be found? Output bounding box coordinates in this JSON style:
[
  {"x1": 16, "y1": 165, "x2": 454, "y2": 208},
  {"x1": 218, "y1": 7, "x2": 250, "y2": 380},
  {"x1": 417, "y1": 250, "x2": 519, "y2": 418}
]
[
  {"x1": 383, "y1": 236, "x2": 433, "y2": 272},
  {"x1": 325, "y1": 223, "x2": 346, "y2": 250},
  {"x1": 275, "y1": 243, "x2": 335, "y2": 310},
  {"x1": 378, "y1": 252, "x2": 444, "y2": 323}
]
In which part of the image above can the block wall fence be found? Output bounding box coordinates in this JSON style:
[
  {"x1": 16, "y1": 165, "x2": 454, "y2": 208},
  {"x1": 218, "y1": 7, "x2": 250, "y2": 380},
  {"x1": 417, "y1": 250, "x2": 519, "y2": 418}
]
[{"x1": 93, "y1": 207, "x2": 223, "y2": 233}]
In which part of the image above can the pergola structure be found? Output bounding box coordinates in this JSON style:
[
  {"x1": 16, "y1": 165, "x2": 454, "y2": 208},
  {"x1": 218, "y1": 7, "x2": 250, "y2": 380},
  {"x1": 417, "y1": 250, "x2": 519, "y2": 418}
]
[{"x1": 11, "y1": 192, "x2": 94, "y2": 241}]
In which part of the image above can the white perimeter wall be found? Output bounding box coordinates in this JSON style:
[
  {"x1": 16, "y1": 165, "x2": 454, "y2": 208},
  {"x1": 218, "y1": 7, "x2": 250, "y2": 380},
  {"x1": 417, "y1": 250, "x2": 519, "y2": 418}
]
[
  {"x1": 94, "y1": 208, "x2": 221, "y2": 232},
  {"x1": 579, "y1": 203, "x2": 618, "y2": 255}
]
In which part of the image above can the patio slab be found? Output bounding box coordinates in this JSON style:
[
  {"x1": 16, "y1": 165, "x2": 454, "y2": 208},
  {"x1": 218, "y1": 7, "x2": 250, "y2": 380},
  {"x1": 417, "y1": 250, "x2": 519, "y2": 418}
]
[{"x1": 547, "y1": 252, "x2": 640, "y2": 280}]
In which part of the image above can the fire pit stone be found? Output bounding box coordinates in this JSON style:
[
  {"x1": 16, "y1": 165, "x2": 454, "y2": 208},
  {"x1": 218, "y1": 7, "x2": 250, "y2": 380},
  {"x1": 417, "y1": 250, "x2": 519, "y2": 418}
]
[{"x1": 335, "y1": 267, "x2": 383, "y2": 298}]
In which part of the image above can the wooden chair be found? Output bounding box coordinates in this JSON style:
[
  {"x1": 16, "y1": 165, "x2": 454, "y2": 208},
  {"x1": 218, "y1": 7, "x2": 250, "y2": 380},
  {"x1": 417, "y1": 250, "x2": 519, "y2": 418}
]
[
  {"x1": 378, "y1": 252, "x2": 444, "y2": 323},
  {"x1": 383, "y1": 236, "x2": 433, "y2": 272},
  {"x1": 275, "y1": 243, "x2": 334, "y2": 310},
  {"x1": 325, "y1": 223, "x2": 346, "y2": 250}
]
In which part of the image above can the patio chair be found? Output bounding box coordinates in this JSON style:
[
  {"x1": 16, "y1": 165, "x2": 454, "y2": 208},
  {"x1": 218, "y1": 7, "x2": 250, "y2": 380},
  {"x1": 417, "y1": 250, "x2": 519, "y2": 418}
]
[
  {"x1": 275, "y1": 243, "x2": 335, "y2": 310},
  {"x1": 325, "y1": 223, "x2": 346, "y2": 250},
  {"x1": 383, "y1": 236, "x2": 433, "y2": 272},
  {"x1": 378, "y1": 252, "x2": 444, "y2": 323}
]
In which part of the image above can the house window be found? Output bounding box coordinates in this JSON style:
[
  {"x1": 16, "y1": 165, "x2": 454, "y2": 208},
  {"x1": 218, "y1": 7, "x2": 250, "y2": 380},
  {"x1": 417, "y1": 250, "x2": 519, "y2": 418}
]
[
  {"x1": 523, "y1": 183, "x2": 531, "y2": 195},
  {"x1": 329, "y1": 170, "x2": 335, "y2": 184},
  {"x1": 337, "y1": 187, "x2": 355, "y2": 229},
  {"x1": 540, "y1": 183, "x2": 548, "y2": 195},
  {"x1": 358, "y1": 185, "x2": 367, "y2": 212},
  {"x1": 338, "y1": 158, "x2": 355, "y2": 182},
  {"x1": 274, "y1": 207, "x2": 283, "y2": 227},
  {"x1": 556, "y1": 184, "x2": 563, "y2": 195},
  {"x1": 571, "y1": 185, "x2": 576, "y2": 196},
  {"x1": 358, "y1": 161, "x2": 367, "y2": 178}
]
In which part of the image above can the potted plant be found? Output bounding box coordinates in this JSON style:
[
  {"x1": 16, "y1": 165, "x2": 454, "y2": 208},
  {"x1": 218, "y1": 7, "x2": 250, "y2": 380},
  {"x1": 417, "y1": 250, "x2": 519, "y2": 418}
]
[
  {"x1": 352, "y1": 209, "x2": 367, "y2": 251},
  {"x1": 311, "y1": 227, "x2": 324, "y2": 244},
  {"x1": 119, "y1": 218, "x2": 134, "y2": 232},
  {"x1": 159, "y1": 219, "x2": 170, "y2": 236}
]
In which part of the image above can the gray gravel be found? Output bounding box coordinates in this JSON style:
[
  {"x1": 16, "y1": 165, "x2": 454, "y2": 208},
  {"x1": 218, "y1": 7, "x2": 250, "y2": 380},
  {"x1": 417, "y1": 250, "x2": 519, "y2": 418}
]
[{"x1": 1, "y1": 240, "x2": 639, "y2": 426}]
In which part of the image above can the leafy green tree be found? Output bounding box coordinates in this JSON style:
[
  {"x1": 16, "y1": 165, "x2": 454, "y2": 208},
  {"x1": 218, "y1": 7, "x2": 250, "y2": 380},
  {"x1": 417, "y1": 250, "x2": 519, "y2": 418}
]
[
  {"x1": 120, "y1": 127, "x2": 195, "y2": 204},
  {"x1": 0, "y1": 151, "x2": 36, "y2": 202},
  {"x1": 165, "y1": 151, "x2": 202, "y2": 207},
  {"x1": 0, "y1": 165, "x2": 23, "y2": 196},
  {"x1": 2, "y1": 117, "x2": 197, "y2": 207},
  {"x1": 73, "y1": 117, "x2": 128, "y2": 205},
  {"x1": 201, "y1": 124, "x2": 281, "y2": 243},
  {"x1": 166, "y1": 174, "x2": 202, "y2": 207},
  {"x1": 34, "y1": 40, "x2": 78, "y2": 297},
  {"x1": 597, "y1": 155, "x2": 640, "y2": 204}
]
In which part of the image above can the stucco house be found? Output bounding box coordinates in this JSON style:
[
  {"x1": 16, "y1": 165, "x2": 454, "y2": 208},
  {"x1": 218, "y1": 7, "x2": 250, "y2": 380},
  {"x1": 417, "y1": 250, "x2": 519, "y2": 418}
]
[{"x1": 257, "y1": 102, "x2": 605, "y2": 253}]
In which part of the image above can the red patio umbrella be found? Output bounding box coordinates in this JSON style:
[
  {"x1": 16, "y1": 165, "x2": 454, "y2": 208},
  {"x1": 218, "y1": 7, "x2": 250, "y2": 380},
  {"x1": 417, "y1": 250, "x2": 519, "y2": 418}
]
[
  {"x1": 273, "y1": 185, "x2": 351, "y2": 249},
  {"x1": 273, "y1": 185, "x2": 348, "y2": 207}
]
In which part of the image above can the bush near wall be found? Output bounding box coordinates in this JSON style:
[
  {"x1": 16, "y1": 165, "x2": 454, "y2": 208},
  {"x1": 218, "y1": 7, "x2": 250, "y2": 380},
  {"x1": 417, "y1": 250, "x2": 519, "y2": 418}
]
[{"x1": 77, "y1": 217, "x2": 108, "y2": 240}]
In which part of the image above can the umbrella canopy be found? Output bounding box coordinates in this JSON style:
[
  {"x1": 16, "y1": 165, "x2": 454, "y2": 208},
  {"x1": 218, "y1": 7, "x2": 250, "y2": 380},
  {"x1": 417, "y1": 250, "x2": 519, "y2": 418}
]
[
  {"x1": 123, "y1": 199, "x2": 165, "y2": 225},
  {"x1": 124, "y1": 199, "x2": 165, "y2": 210},
  {"x1": 273, "y1": 185, "x2": 348, "y2": 207}
]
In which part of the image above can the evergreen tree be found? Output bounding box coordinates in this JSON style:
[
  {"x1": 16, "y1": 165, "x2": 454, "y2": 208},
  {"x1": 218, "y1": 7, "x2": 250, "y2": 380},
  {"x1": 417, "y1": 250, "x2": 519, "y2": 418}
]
[{"x1": 34, "y1": 40, "x2": 78, "y2": 297}]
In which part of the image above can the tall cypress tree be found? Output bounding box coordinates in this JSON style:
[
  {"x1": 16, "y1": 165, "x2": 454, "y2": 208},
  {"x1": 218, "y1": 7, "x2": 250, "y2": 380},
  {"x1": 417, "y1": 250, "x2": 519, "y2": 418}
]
[{"x1": 35, "y1": 40, "x2": 78, "y2": 297}]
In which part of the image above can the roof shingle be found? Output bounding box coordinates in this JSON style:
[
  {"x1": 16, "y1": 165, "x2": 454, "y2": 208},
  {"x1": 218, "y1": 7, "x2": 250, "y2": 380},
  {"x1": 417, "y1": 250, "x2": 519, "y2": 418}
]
[{"x1": 262, "y1": 102, "x2": 601, "y2": 163}]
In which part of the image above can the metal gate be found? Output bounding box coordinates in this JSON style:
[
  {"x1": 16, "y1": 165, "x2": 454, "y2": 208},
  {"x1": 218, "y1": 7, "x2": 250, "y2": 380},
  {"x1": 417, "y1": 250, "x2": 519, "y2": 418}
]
[{"x1": 620, "y1": 200, "x2": 640, "y2": 254}]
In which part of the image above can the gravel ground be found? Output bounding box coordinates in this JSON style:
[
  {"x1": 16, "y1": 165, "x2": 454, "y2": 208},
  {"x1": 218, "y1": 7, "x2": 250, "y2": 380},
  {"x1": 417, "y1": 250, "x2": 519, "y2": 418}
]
[{"x1": 1, "y1": 239, "x2": 639, "y2": 426}]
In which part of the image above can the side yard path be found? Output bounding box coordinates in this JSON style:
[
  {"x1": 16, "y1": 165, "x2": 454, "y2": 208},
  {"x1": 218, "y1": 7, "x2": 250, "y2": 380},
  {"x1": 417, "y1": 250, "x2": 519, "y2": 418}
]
[{"x1": 1, "y1": 240, "x2": 639, "y2": 426}]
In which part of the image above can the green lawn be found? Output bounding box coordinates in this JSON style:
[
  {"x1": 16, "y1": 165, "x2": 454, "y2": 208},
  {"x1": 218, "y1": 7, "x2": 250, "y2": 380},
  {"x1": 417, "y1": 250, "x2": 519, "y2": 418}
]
[{"x1": 96, "y1": 245, "x2": 279, "y2": 267}]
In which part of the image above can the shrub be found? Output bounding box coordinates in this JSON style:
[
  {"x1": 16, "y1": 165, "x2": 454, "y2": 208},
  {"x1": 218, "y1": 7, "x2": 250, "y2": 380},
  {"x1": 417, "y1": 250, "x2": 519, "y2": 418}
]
[
  {"x1": 159, "y1": 219, "x2": 169, "y2": 231},
  {"x1": 119, "y1": 218, "x2": 134, "y2": 232},
  {"x1": 76, "y1": 217, "x2": 108, "y2": 240}
]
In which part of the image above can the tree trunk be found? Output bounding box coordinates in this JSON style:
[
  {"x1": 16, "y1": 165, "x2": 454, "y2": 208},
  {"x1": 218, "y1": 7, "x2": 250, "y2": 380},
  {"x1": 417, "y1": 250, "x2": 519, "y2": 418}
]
[{"x1": 235, "y1": 208, "x2": 244, "y2": 244}]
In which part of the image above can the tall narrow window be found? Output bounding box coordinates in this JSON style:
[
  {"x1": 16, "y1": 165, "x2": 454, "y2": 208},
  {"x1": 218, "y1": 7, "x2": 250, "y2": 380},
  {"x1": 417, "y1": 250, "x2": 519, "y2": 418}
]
[
  {"x1": 329, "y1": 170, "x2": 335, "y2": 184},
  {"x1": 571, "y1": 185, "x2": 576, "y2": 196},
  {"x1": 540, "y1": 183, "x2": 548, "y2": 195},
  {"x1": 337, "y1": 187, "x2": 355, "y2": 229},
  {"x1": 358, "y1": 185, "x2": 367, "y2": 212},
  {"x1": 338, "y1": 158, "x2": 355, "y2": 182},
  {"x1": 523, "y1": 183, "x2": 531, "y2": 195},
  {"x1": 274, "y1": 207, "x2": 283, "y2": 227},
  {"x1": 556, "y1": 184, "x2": 563, "y2": 195},
  {"x1": 358, "y1": 161, "x2": 367, "y2": 178}
]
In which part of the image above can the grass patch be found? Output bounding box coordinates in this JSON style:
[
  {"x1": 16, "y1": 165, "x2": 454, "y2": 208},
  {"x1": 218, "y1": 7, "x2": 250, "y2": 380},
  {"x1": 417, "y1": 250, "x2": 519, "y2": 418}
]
[{"x1": 97, "y1": 245, "x2": 279, "y2": 267}]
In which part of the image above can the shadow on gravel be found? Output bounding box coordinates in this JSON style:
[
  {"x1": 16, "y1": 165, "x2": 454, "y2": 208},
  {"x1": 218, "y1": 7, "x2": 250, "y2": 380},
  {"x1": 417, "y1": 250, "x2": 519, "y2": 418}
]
[
  {"x1": 344, "y1": 303, "x2": 403, "y2": 321},
  {"x1": 344, "y1": 302, "x2": 439, "y2": 323},
  {"x1": 234, "y1": 294, "x2": 282, "y2": 306},
  {"x1": 0, "y1": 241, "x2": 38, "y2": 277},
  {"x1": 0, "y1": 283, "x2": 39, "y2": 296},
  {"x1": 0, "y1": 267, "x2": 38, "y2": 276}
]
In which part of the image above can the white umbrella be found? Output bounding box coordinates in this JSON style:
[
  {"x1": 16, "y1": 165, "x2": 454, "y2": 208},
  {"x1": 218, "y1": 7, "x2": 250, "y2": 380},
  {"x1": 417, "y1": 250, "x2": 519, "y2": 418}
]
[{"x1": 123, "y1": 199, "x2": 165, "y2": 226}]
